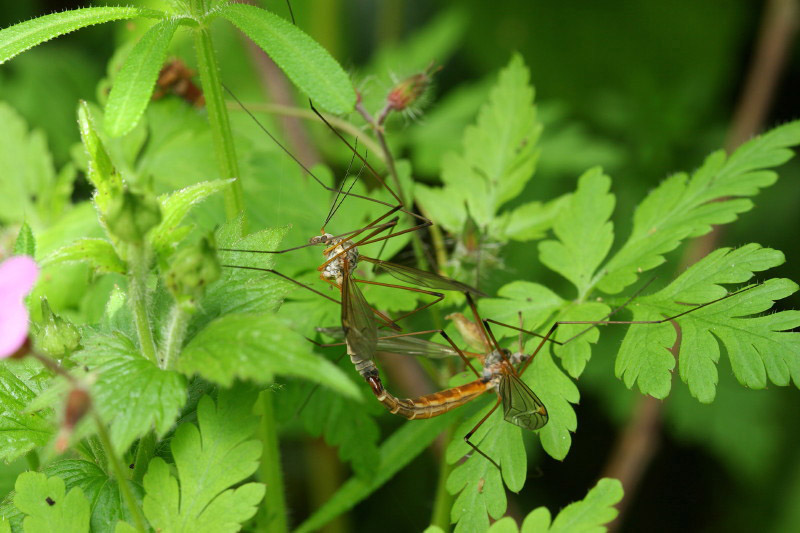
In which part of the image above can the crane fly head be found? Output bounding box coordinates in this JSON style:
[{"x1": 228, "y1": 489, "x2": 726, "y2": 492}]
[{"x1": 320, "y1": 237, "x2": 359, "y2": 284}]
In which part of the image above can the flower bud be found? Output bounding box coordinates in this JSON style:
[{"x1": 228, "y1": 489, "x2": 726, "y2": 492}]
[
  {"x1": 386, "y1": 63, "x2": 439, "y2": 112},
  {"x1": 34, "y1": 298, "x2": 81, "y2": 357},
  {"x1": 165, "y1": 235, "x2": 221, "y2": 304},
  {"x1": 106, "y1": 189, "x2": 162, "y2": 243},
  {"x1": 55, "y1": 387, "x2": 91, "y2": 453}
]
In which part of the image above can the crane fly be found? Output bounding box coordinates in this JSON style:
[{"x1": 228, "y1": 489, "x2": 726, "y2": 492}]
[{"x1": 341, "y1": 282, "x2": 760, "y2": 470}]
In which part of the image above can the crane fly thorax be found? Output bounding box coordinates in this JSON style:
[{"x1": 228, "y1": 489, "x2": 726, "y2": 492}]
[{"x1": 318, "y1": 235, "x2": 359, "y2": 284}]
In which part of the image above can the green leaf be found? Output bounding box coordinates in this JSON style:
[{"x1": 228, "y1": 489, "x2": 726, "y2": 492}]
[
  {"x1": 179, "y1": 313, "x2": 360, "y2": 400},
  {"x1": 40, "y1": 238, "x2": 125, "y2": 274},
  {"x1": 520, "y1": 478, "x2": 623, "y2": 532},
  {"x1": 415, "y1": 183, "x2": 467, "y2": 234},
  {"x1": 419, "y1": 54, "x2": 540, "y2": 231},
  {"x1": 539, "y1": 167, "x2": 615, "y2": 297},
  {"x1": 598, "y1": 120, "x2": 800, "y2": 294},
  {"x1": 532, "y1": 349, "x2": 580, "y2": 460},
  {"x1": 105, "y1": 18, "x2": 180, "y2": 137},
  {"x1": 0, "y1": 360, "x2": 54, "y2": 462},
  {"x1": 615, "y1": 245, "x2": 799, "y2": 401},
  {"x1": 13, "y1": 223, "x2": 35, "y2": 257},
  {"x1": 0, "y1": 7, "x2": 147, "y2": 64},
  {"x1": 446, "y1": 404, "x2": 525, "y2": 533},
  {"x1": 77, "y1": 101, "x2": 121, "y2": 214},
  {"x1": 72, "y1": 332, "x2": 187, "y2": 454},
  {"x1": 218, "y1": 3, "x2": 356, "y2": 114},
  {"x1": 295, "y1": 413, "x2": 455, "y2": 533},
  {"x1": 141, "y1": 388, "x2": 265, "y2": 532},
  {"x1": 149, "y1": 179, "x2": 232, "y2": 257},
  {"x1": 493, "y1": 195, "x2": 568, "y2": 242},
  {"x1": 12, "y1": 471, "x2": 89, "y2": 533}
]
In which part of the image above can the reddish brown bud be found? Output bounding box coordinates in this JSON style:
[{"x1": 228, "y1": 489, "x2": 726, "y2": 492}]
[
  {"x1": 55, "y1": 388, "x2": 91, "y2": 453},
  {"x1": 386, "y1": 63, "x2": 439, "y2": 112}
]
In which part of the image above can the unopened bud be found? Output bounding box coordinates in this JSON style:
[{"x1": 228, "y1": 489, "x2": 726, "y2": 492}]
[
  {"x1": 386, "y1": 64, "x2": 439, "y2": 112},
  {"x1": 446, "y1": 312, "x2": 491, "y2": 352},
  {"x1": 55, "y1": 387, "x2": 91, "y2": 453},
  {"x1": 165, "y1": 235, "x2": 220, "y2": 304},
  {"x1": 35, "y1": 298, "x2": 81, "y2": 357},
  {"x1": 106, "y1": 189, "x2": 162, "y2": 243}
]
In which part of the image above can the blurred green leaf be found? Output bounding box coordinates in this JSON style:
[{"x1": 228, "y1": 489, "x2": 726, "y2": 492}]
[
  {"x1": 539, "y1": 168, "x2": 614, "y2": 297},
  {"x1": 41, "y1": 238, "x2": 125, "y2": 275},
  {"x1": 0, "y1": 360, "x2": 53, "y2": 463},
  {"x1": 77, "y1": 101, "x2": 121, "y2": 214},
  {"x1": 12, "y1": 471, "x2": 89, "y2": 533},
  {"x1": 139, "y1": 388, "x2": 264, "y2": 533},
  {"x1": 598, "y1": 120, "x2": 800, "y2": 294},
  {"x1": 104, "y1": 18, "x2": 180, "y2": 137},
  {"x1": 72, "y1": 332, "x2": 187, "y2": 454},
  {"x1": 0, "y1": 6, "x2": 148, "y2": 64},
  {"x1": 218, "y1": 3, "x2": 356, "y2": 114}
]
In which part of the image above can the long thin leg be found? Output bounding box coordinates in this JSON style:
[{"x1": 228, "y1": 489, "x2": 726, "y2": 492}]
[
  {"x1": 464, "y1": 397, "x2": 503, "y2": 471},
  {"x1": 483, "y1": 319, "x2": 564, "y2": 345},
  {"x1": 482, "y1": 320, "x2": 511, "y2": 366},
  {"x1": 220, "y1": 264, "x2": 340, "y2": 305},
  {"x1": 320, "y1": 276, "x2": 401, "y2": 331},
  {"x1": 465, "y1": 292, "x2": 492, "y2": 350},
  {"x1": 353, "y1": 278, "x2": 445, "y2": 325},
  {"x1": 438, "y1": 331, "x2": 481, "y2": 378}
]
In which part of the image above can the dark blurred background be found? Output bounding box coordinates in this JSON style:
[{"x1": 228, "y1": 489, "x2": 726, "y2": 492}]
[{"x1": 2, "y1": 1, "x2": 799, "y2": 532}]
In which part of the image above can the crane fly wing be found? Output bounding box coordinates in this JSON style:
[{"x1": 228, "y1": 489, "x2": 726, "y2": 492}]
[
  {"x1": 316, "y1": 327, "x2": 460, "y2": 359},
  {"x1": 362, "y1": 257, "x2": 487, "y2": 296},
  {"x1": 499, "y1": 373, "x2": 548, "y2": 431},
  {"x1": 341, "y1": 273, "x2": 378, "y2": 361}
]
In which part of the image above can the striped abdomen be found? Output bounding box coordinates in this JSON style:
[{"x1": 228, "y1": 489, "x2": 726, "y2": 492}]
[{"x1": 367, "y1": 377, "x2": 492, "y2": 420}]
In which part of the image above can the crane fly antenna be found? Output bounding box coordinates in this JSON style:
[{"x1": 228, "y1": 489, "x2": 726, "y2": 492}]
[{"x1": 325, "y1": 142, "x2": 366, "y2": 228}]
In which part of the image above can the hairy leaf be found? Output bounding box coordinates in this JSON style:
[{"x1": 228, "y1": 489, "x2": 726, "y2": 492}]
[
  {"x1": 14, "y1": 223, "x2": 35, "y2": 257},
  {"x1": 218, "y1": 3, "x2": 356, "y2": 114},
  {"x1": 73, "y1": 332, "x2": 187, "y2": 454},
  {"x1": 0, "y1": 7, "x2": 147, "y2": 64},
  {"x1": 598, "y1": 120, "x2": 800, "y2": 294},
  {"x1": 139, "y1": 388, "x2": 265, "y2": 532},
  {"x1": 40, "y1": 238, "x2": 125, "y2": 274},
  {"x1": 77, "y1": 101, "x2": 122, "y2": 214},
  {"x1": 0, "y1": 360, "x2": 54, "y2": 462},
  {"x1": 105, "y1": 18, "x2": 180, "y2": 137}
]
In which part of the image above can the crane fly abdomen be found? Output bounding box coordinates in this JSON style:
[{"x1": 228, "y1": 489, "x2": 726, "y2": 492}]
[{"x1": 369, "y1": 377, "x2": 493, "y2": 420}]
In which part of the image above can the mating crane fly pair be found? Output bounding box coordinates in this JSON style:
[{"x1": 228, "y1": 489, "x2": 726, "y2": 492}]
[{"x1": 215, "y1": 71, "x2": 755, "y2": 470}]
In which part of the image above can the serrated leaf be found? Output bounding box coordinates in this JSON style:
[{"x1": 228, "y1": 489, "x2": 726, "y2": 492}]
[
  {"x1": 0, "y1": 7, "x2": 147, "y2": 64},
  {"x1": 295, "y1": 413, "x2": 455, "y2": 533},
  {"x1": 539, "y1": 168, "x2": 614, "y2": 296},
  {"x1": 531, "y1": 349, "x2": 579, "y2": 460},
  {"x1": 446, "y1": 405, "x2": 523, "y2": 533},
  {"x1": 12, "y1": 471, "x2": 89, "y2": 533},
  {"x1": 77, "y1": 101, "x2": 121, "y2": 213},
  {"x1": 105, "y1": 18, "x2": 180, "y2": 137},
  {"x1": 179, "y1": 313, "x2": 360, "y2": 400},
  {"x1": 616, "y1": 245, "x2": 799, "y2": 401},
  {"x1": 494, "y1": 195, "x2": 568, "y2": 242},
  {"x1": 73, "y1": 332, "x2": 187, "y2": 454},
  {"x1": 520, "y1": 478, "x2": 623, "y2": 532},
  {"x1": 415, "y1": 183, "x2": 467, "y2": 234},
  {"x1": 141, "y1": 388, "x2": 265, "y2": 532},
  {"x1": 13, "y1": 223, "x2": 35, "y2": 257},
  {"x1": 40, "y1": 238, "x2": 125, "y2": 274},
  {"x1": 149, "y1": 179, "x2": 232, "y2": 256},
  {"x1": 0, "y1": 360, "x2": 54, "y2": 462},
  {"x1": 218, "y1": 3, "x2": 356, "y2": 114},
  {"x1": 598, "y1": 120, "x2": 800, "y2": 294}
]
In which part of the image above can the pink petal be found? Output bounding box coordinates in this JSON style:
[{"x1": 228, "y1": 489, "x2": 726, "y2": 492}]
[
  {"x1": 0, "y1": 256, "x2": 39, "y2": 303},
  {"x1": 0, "y1": 303, "x2": 28, "y2": 358}
]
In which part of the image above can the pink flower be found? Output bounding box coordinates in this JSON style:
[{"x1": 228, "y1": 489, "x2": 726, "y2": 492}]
[{"x1": 0, "y1": 256, "x2": 39, "y2": 358}]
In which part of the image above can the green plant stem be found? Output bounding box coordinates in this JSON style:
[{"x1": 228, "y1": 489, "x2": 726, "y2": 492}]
[
  {"x1": 256, "y1": 390, "x2": 288, "y2": 533},
  {"x1": 94, "y1": 412, "x2": 147, "y2": 533},
  {"x1": 430, "y1": 426, "x2": 456, "y2": 531},
  {"x1": 128, "y1": 244, "x2": 158, "y2": 365},
  {"x1": 191, "y1": 4, "x2": 245, "y2": 222},
  {"x1": 132, "y1": 431, "x2": 156, "y2": 484},
  {"x1": 161, "y1": 303, "x2": 192, "y2": 370},
  {"x1": 25, "y1": 450, "x2": 39, "y2": 472}
]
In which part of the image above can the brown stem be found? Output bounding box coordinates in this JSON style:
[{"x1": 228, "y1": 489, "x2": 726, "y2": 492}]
[{"x1": 602, "y1": 1, "x2": 798, "y2": 529}]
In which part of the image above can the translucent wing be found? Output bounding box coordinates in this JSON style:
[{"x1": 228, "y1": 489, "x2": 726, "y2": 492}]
[
  {"x1": 316, "y1": 327, "x2": 461, "y2": 359},
  {"x1": 499, "y1": 373, "x2": 548, "y2": 431},
  {"x1": 341, "y1": 273, "x2": 378, "y2": 362},
  {"x1": 362, "y1": 257, "x2": 487, "y2": 296}
]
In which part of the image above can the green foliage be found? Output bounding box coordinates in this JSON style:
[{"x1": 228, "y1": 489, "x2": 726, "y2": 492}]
[
  {"x1": 218, "y1": 3, "x2": 356, "y2": 115},
  {"x1": 136, "y1": 388, "x2": 265, "y2": 533},
  {"x1": 0, "y1": 7, "x2": 147, "y2": 64},
  {"x1": 40, "y1": 238, "x2": 125, "y2": 275},
  {"x1": 13, "y1": 223, "x2": 35, "y2": 257},
  {"x1": 11, "y1": 471, "x2": 89, "y2": 533},
  {"x1": 0, "y1": 361, "x2": 53, "y2": 463},
  {"x1": 104, "y1": 18, "x2": 180, "y2": 137}
]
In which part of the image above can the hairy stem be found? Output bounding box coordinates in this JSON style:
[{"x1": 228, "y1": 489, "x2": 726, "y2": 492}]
[
  {"x1": 132, "y1": 431, "x2": 157, "y2": 484},
  {"x1": 191, "y1": 1, "x2": 245, "y2": 222},
  {"x1": 94, "y1": 412, "x2": 146, "y2": 532},
  {"x1": 161, "y1": 303, "x2": 192, "y2": 371},
  {"x1": 256, "y1": 390, "x2": 288, "y2": 533},
  {"x1": 25, "y1": 450, "x2": 39, "y2": 472},
  {"x1": 128, "y1": 244, "x2": 158, "y2": 365}
]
